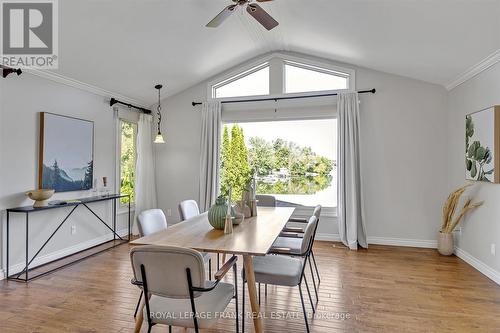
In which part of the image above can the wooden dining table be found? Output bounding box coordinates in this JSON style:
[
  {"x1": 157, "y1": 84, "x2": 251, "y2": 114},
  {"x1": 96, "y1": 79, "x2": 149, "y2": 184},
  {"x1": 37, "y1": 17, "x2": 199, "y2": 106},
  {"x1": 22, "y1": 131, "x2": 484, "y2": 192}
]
[{"x1": 130, "y1": 206, "x2": 295, "y2": 333}]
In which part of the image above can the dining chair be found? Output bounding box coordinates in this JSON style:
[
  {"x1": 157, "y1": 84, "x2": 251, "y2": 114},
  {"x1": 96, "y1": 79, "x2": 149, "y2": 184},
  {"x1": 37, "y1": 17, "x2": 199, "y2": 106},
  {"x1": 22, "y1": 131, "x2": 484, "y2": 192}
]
[
  {"x1": 133, "y1": 209, "x2": 169, "y2": 318},
  {"x1": 255, "y1": 194, "x2": 276, "y2": 207},
  {"x1": 130, "y1": 245, "x2": 239, "y2": 333},
  {"x1": 279, "y1": 205, "x2": 322, "y2": 291},
  {"x1": 241, "y1": 216, "x2": 318, "y2": 333},
  {"x1": 178, "y1": 199, "x2": 201, "y2": 220},
  {"x1": 178, "y1": 199, "x2": 213, "y2": 275}
]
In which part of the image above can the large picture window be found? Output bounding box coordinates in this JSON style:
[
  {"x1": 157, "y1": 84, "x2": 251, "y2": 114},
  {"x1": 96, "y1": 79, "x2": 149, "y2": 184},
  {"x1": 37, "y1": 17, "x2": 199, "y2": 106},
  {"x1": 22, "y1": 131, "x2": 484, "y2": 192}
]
[{"x1": 220, "y1": 119, "x2": 337, "y2": 208}]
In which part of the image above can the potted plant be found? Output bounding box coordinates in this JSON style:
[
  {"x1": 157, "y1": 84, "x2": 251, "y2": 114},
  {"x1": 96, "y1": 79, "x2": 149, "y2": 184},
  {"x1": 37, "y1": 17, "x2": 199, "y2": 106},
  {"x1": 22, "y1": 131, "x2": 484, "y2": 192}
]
[{"x1": 439, "y1": 184, "x2": 483, "y2": 255}]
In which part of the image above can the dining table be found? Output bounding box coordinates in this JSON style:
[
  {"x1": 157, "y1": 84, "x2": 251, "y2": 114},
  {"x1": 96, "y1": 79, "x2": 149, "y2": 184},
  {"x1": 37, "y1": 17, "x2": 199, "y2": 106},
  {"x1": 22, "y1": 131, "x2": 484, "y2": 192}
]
[{"x1": 130, "y1": 206, "x2": 295, "y2": 333}]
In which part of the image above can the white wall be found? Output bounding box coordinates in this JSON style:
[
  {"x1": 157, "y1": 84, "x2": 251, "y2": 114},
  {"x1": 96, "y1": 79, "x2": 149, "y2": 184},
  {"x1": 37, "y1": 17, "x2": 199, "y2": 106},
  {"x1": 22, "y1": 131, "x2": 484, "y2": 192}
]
[
  {"x1": 0, "y1": 73, "x2": 133, "y2": 278},
  {"x1": 155, "y1": 52, "x2": 448, "y2": 245},
  {"x1": 447, "y1": 61, "x2": 500, "y2": 282}
]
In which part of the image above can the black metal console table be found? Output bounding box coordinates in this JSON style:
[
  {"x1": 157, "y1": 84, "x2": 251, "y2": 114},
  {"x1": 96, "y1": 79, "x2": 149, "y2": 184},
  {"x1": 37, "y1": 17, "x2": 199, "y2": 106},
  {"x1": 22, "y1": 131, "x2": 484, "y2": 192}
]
[{"x1": 5, "y1": 194, "x2": 130, "y2": 282}]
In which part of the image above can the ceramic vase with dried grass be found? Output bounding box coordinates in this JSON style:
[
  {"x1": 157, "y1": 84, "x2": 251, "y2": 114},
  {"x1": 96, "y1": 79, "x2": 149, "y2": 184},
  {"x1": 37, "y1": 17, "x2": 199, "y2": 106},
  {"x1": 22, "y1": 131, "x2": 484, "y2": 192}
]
[{"x1": 439, "y1": 184, "x2": 483, "y2": 255}]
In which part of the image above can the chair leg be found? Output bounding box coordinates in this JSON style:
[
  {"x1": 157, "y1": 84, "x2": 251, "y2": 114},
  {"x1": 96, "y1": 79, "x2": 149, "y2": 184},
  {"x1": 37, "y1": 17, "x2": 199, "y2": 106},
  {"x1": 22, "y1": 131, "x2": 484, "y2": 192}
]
[
  {"x1": 264, "y1": 283, "x2": 267, "y2": 299},
  {"x1": 308, "y1": 258, "x2": 319, "y2": 301},
  {"x1": 298, "y1": 284, "x2": 310, "y2": 333},
  {"x1": 242, "y1": 275, "x2": 246, "y2": 333},
  {"x1": 234, "y1": 263, "x2": 239, "y2": 333},
  {"x1": 134, "y1": 290, "x2": 143, "y2": 318},
  {"x1": 169, "y1": 326, "x2": 172, "y2": 333},
  {"x1": 147, "y1": 324, "x2": 152, "y2": 333},
  {"x1": 311, "y1": 250, "x2": 320, "y2": 285},
  {"x1": 258, "y1": 283, "x2": 261, "y2": 305},
  {"x1": 217, "y1": 253, "x2": 220, "y2": 270},
  {"x1": 208, "y1": 258, "x2": 212, "y2": 280},
  {"x1": 303, "y1": 275, "x2": 316, "y2": 313}
]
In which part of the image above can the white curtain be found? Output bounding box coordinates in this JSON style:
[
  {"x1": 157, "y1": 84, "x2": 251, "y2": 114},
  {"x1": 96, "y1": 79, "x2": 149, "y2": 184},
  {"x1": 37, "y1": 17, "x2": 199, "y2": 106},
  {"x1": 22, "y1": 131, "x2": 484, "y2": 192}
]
[
  {"x1": 199, "y1": 101, "x2": 222, "y2": 212},
  {"x1": 337, "y1": 92, "x2": 367, "y2": 250},
  {"x1": 134, "y1": 113, "x2": 158, "y2": 234}
]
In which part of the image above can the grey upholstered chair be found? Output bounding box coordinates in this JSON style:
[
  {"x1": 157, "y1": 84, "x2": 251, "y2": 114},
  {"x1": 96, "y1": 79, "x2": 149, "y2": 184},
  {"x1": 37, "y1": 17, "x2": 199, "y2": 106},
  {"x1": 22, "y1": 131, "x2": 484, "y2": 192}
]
[
  {"x1": 178, "y1": 200, "x2": 213, "y2": 275},
  {"x1": 130, "y1": 245, "x2": 239, "y2": 333},
  {"x1": 279, "y1": 205, "x2": 322, "y2": 293},
  {"x1": 255, "y1": 194, "x2": 276, "y2": 207},
  {"x1": 242, "y1": 216, "x2": 318, "y2": 333}
]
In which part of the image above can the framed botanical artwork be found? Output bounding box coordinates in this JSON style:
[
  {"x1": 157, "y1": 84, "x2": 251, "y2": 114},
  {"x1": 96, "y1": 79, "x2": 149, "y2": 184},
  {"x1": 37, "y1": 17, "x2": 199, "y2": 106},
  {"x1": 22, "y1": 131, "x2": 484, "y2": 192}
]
[
  {"x1": 465, "y1": 106, "x2": 500, "y2": 183},
  {"x1": 38, "y1": 112, "x2": 94, "y2": 192}
]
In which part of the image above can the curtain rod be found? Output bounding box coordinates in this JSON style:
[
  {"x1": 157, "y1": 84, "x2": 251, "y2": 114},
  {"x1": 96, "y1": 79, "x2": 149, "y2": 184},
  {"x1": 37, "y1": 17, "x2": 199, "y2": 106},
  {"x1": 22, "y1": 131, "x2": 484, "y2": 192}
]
[
  {"x1": 191, "y1": 88, "x2": 376, "y2": 106},
  {"x1": 109, "y1": 98, "x2": 151, "y2": 114}
]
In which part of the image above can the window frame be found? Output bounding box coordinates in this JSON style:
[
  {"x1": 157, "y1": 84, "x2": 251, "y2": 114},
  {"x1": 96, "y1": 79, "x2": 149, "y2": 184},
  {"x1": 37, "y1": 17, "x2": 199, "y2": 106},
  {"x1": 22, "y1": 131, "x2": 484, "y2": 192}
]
[
  {"x1": 211, "y1": 62, "x2": 270, "y2": 99},
  {"x1": 117, "y1": 118, "x2": 138, "y2": 206},
  {"x1": 208, "y1": 52, "x2": 355, "y2": 102},
  {"x1": 283, "y1": 60, "x2": 351, "y2": 96}
]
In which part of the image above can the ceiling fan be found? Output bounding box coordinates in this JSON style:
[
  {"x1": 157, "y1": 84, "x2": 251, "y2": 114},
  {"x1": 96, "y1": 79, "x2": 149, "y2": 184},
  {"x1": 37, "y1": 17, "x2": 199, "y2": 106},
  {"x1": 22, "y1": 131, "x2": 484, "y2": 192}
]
[{"x1": 206, "y1": 0, "x2": 279, "y2": 31}]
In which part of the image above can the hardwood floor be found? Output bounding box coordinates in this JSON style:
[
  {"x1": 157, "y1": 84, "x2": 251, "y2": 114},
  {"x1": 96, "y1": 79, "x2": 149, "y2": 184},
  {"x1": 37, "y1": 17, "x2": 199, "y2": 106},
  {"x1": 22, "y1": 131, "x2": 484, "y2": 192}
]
[{"x1": 1, "y1": 241, "x2": 500, "y2": 332}]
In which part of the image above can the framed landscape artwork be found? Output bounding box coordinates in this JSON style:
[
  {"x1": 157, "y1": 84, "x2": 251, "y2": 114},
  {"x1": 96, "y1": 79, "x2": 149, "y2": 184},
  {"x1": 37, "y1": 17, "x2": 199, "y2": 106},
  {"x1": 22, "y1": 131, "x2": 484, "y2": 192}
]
[
  {"x1": 39, "y1": 112, "x2": 94, "y2": 192},
  {"x1": 465, "y1": 106, "x2": 500, "y2": 183}
]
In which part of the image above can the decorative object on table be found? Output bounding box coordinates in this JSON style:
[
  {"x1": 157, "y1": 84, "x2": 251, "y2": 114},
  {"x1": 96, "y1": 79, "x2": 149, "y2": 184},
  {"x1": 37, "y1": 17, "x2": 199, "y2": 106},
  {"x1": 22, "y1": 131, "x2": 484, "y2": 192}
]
[
  {"x1": 153, "y1": 84, "x2": 166, "y2": 144},
  {"x1": 38, "y1": 112, "x2": 94, "y2": 192},
  {"x1": 101, "y1": 176, "x2": 111, "y2": 196},
  {"x1": 235, "y1": 198, "x2": 251, "y2": 218},
  {"x1": 25, "y1": 189, "x2": 55, "y2": 208},
  {"x1": 465, "y1": 106, "x2": 500, "y2": 183},
  {"x1": 233, "y1": 211, "x2": 244, "y2": 225},
  {"x1": 224, "y1": 188, "x2": 233, "y2": 234},
  {"x1": 438, "y1": 184, "x2": 483, "y2": 255},
  {"x1": 208, "y1": 196, "x2": 229, "y2": 230}
]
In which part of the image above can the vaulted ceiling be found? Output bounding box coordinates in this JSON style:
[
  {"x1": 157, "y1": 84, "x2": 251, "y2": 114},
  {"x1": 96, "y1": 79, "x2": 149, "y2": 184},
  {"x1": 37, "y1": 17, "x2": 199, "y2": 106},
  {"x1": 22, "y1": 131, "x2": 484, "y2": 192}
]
[{"x1": 55, "y1": 0, "x2": 500, "y2": 104}]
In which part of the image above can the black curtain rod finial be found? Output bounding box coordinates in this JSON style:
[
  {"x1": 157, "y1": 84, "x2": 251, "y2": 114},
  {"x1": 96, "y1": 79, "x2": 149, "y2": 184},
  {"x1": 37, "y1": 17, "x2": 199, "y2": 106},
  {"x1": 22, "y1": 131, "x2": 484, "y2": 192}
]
[{"x1": 1, "y1": 65, "x2": 22, "y2": 78}]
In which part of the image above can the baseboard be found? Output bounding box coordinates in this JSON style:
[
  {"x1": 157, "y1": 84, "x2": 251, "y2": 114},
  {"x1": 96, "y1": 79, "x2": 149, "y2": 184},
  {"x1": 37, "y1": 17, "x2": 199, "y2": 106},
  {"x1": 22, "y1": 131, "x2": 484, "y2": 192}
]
[
  {"x1": 368, "y1": 236, "x2": 437, "y2": 249},
  {"x1": 315, "y1": 233, "x2": 437, "y2": 248},
  {"x1": 315, "y1": 233, "x2": 341, "y2": 242},
  {"x1": 454, "y1": 247, "x2": 500, "y2": 285},
  {"x1": 0, "y1": 228, "x2": 129, "y2": 280}
]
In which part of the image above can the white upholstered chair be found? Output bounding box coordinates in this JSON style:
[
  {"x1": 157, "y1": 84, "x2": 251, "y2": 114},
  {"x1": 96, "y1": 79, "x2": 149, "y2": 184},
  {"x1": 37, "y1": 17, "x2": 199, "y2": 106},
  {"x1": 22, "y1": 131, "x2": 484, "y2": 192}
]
[
  {"x1": 137, "y1": 209, "x2": 168, "y2": 237},
  {"x1": 130, "y1": 245, "x2": 239, "y2": 333},
  {"x1": 178, "y1": 199, "x2": 201, "y2": 221},
  {"x1": 178, "y1": 200, "x2": 213, "y2": 273}
]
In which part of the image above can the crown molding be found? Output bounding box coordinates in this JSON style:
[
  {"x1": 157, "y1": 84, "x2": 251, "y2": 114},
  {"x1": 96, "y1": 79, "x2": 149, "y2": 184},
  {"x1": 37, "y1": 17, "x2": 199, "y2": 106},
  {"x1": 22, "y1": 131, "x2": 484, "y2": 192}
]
[
  {"x1": 446, "y1": 49, "x2": 500, "y2": 91},
  {"x1": 25, "y1": 68, "x2": 149, "y2": 107}
]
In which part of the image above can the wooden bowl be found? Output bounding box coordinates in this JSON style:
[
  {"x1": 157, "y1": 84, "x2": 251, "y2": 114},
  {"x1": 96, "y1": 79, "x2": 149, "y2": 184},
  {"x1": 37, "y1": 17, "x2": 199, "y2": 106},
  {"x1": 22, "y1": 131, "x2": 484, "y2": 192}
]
[{"x1": 26, "y1": 189, "x2": 55, "y2": 207}]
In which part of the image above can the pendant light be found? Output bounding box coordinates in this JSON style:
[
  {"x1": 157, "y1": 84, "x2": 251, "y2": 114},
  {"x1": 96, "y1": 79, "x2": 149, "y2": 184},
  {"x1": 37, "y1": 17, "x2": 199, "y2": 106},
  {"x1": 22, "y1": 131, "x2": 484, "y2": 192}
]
[{"x1": 153, "y1": 84, "x2": 165, "y2": 144}]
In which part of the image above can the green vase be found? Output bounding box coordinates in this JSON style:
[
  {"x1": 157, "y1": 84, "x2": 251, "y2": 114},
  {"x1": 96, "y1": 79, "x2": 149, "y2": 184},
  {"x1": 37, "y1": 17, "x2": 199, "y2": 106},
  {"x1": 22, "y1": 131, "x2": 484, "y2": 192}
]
[{"x1": 208, "y1": 196, "x2": 229, "y2": 230}]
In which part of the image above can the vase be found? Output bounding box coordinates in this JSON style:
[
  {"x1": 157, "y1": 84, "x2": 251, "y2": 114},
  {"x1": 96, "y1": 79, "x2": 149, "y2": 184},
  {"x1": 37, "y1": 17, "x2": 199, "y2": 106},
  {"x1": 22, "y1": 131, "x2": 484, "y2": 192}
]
[
  {"x1": 437, "y1": 232, "x2": 454, "y2": 256},
  {"x1": 208, "y1": 196, "x2": 228, "y2": 230},
  {"x1": 235, "y1": 200, "x2": 251, "y2": 218}
]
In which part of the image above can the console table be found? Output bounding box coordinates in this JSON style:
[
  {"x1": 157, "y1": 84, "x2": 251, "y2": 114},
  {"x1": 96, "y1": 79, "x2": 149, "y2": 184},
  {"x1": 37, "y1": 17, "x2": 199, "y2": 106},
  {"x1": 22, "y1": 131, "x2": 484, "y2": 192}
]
[{"x1": 5, "y1": 194, "x2": 131, "y2": 282}]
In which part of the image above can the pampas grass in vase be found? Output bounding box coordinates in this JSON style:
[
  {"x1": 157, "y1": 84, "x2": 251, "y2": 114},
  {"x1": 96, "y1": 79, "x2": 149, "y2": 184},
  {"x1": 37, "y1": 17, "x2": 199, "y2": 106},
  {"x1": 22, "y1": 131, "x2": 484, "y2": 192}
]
[{"x1": 438, "y1": 183, "x2": 483, "y2": 255}]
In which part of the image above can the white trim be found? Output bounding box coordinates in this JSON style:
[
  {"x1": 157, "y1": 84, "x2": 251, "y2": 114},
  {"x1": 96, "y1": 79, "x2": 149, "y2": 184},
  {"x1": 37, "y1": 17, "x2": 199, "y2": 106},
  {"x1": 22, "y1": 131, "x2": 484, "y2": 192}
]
[
  {"x1": 315, "y1": 233, "x2": 341, "y2": 242},
  {"x1": 368, "y1": 236, "x2": 437, "y2": 248},
  {"x1": 455, "y1": 247, "x2": 500, "y2": 285},
  {"x1": 445, "y1": 49, "x2": 500, "y2": 91},
  {"x1": 0, "y1": 228, "x2": 129, "y2": 280},
  {"x1": 313, "y1": 234, "x2": 437, "y2": 248},
  {"x1": 25, "y1": 68, "x2": 149, "y2": 107}
]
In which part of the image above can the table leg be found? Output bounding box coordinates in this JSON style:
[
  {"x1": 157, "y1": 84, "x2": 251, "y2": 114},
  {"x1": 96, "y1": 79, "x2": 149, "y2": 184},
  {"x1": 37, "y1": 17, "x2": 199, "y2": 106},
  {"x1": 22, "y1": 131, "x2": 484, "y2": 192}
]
[
  {"x1": 134, "y1": 295, "x2": 146, "y2": 333},
  {"x1": 243, "y1": 255, "x2": 263, "y2": 333}
]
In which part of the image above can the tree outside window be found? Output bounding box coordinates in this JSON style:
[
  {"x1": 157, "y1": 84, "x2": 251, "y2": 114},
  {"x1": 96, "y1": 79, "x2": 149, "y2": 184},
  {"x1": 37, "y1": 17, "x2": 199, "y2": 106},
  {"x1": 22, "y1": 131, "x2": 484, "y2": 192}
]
[{"x1": 120, "y1": 121, "x2": 137, "y2": 204}]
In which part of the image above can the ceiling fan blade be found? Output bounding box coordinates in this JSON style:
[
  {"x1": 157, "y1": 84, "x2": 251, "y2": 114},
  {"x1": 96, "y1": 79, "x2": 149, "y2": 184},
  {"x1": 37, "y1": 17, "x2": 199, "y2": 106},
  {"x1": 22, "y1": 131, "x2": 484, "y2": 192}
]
[
  {"x1": 256, "y1": 0, "x2": 273, "y2": 2},
  {"x1": 246, "y1": 4, "x2": 279, "y2": 31},
  {"x1": 206, "y1": 4, "x2": 237, "y2": 28}
]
